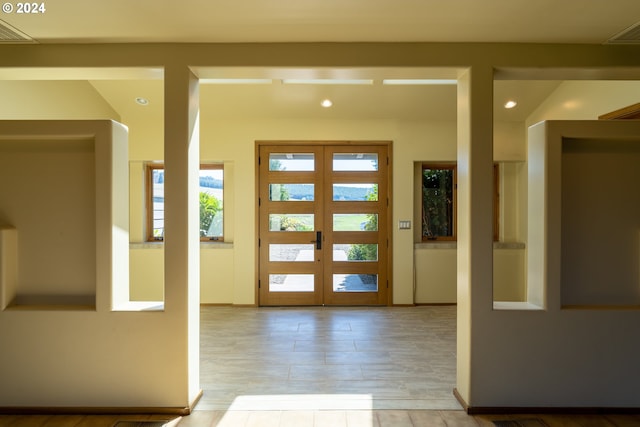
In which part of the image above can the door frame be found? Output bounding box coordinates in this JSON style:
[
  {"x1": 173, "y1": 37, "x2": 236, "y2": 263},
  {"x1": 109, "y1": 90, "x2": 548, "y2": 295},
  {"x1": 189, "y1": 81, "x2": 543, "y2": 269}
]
[{"x1": 255, "y1": 140, "x2": 393, "y2": 306}]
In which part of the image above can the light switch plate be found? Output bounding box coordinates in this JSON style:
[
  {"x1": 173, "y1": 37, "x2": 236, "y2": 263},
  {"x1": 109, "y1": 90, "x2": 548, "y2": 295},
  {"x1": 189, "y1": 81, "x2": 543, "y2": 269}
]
[{"x1": 398, "y1": 220, "x2": 411, "y2": 229}]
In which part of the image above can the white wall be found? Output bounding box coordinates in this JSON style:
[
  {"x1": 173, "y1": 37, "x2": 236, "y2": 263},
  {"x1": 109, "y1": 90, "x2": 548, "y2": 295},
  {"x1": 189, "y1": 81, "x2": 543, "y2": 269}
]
[
  {"x1": 412, "y1": 121, "x2": 529, "y2": 305},
  {"x1": 561, "y1": 138, "x2": 640, "y2": 306},
  {"x1": 527, "y1": 80, "x2": 640, "y2": 126},
  {"x1": 472, "y1": 120, "x2": 640, "y2": 408},
  {"x1": 0, "y1": 138, "x2": 96, "y2": 304},
  {"x1": 0, "y1": 80, "x2": 119, "y2": 120},
  {"x1": 124, "y1": 115, "x2": 477, "y2": 305},
  {"x1": 126, "y1": 115, "x2": 529, "y2": 305},
  {"x1": 198, "y1": 117, "x2": 458, "y2": 305},
  {"x1": 0, "y1": 121, "x2": 190, "y2": 409},
  {"x1": 2, "y1": 43, "x2": 640, "y2": 411}
]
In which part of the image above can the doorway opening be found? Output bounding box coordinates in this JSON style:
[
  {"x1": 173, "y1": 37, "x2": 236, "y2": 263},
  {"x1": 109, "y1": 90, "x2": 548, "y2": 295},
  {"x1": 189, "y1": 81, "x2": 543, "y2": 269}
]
[{"x1": 257, "y1": 142, "x2": 391, "y2": 306}]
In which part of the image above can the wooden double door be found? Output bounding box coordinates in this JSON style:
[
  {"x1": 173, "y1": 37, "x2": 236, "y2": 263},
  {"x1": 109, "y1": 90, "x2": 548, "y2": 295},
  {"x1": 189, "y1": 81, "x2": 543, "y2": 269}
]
[{"x1": 258, "y1": 143, "x2": 390, "y2": 306}]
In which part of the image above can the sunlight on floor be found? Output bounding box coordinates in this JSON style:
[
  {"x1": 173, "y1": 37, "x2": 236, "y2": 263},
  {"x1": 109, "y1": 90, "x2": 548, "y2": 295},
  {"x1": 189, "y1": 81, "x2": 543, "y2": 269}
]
[
  {"x1": 226, "y1": 393, "x2": 373, "y2": 411},
  {"x1": 212, "y1": 395, "x2": 378, "y2": 427}
]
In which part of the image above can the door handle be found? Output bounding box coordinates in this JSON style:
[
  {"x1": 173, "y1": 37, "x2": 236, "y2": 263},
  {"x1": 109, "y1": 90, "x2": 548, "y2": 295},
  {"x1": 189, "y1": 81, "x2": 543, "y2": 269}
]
[{"x1": 311, "y1": 231, "x2": 322, "y2": 250}]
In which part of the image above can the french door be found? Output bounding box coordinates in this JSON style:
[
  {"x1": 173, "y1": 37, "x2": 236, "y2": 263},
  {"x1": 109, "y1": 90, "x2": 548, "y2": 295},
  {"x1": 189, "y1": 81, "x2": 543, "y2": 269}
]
[{"x1": 258, "y1": 143, "x2": 390, "y2": 306}]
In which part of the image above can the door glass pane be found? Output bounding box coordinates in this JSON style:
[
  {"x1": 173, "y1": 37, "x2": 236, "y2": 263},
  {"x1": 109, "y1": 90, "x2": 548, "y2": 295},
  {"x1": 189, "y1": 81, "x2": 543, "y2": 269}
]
[
  {"x1": 269, "y1": 214, "x2": 314, "y2": 231},
  {"x1": 269, "y1": 153, "x2": 314, "y2": 171},
  {"x1": 270, "y1": 244, "x2": 315, "y2": 262},
  {"x1": 333, "y1": 274, "x2": 378, "y2": 292},
  {"x1": 333, "y1": 244, "x2": 378, "y2": 261},
  {"x1": 333, "y1": 153, "x2": 378, "y2": 171},
  {"x1": 269, "y1": 274, "x2": 314, "y2": 292},
  {"x1": 269, "y1": 183, "x2": 314, "y2": 201},
  {"x1": 333, "y1": 183, "x2": 378, "y2": 201},
  {"x1": 333, "y1": 214, "x2": 378, "y2": 231}
]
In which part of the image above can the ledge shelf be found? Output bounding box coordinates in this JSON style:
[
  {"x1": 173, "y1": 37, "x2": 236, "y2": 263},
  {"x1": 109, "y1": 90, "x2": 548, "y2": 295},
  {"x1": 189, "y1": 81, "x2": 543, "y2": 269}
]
[{"x1": 493, "y1": 301, "x2": 544, "y2": 311}]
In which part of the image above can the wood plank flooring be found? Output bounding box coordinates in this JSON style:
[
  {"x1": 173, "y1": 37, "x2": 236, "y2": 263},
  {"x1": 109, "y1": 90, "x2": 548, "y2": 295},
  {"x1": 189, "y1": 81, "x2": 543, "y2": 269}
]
[{"x1": 1, "y1": 306, "x2": 639, "y2": 426}]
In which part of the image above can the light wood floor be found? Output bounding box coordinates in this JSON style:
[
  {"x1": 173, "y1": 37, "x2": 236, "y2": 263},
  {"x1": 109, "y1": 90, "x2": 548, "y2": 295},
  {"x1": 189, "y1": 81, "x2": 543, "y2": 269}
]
[
  {"x1": 198, "y1": 305, "x2": 459, "y2": 411},
  {"x1": 1, "y1": 306, "x2": 639, "y2": 426},
  {"x1": 2, "y1": 411, "x2": 640, "y2": 426}
]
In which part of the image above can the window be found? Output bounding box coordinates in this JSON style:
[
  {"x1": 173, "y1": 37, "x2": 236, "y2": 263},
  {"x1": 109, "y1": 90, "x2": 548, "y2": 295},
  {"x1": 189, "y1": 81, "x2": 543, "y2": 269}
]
[
  {"x1": 420, "y1": 163, "x2": 498, "y2": 242},
  {"x1": 146, "y1": 163, "x2": 224, "y2": 242},
  {"x1": 421, "y1": 164, "x2": 457, "y2": 241}
]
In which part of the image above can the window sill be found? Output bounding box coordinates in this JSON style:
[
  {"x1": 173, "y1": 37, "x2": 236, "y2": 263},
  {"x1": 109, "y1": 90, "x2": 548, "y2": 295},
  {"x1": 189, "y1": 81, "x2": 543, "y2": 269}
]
[
  {"x1": 414, "y1": 241, "x2": 457, "y2": 249},
  {"x1": 493, "y1": 301, "x2": 544, "y2": 311},
  {"x1": 201, "y1": 241, "x2": 234, "y2": 250},
  {"x1": 130, "y1": 241, "x2": 163, "y2": 249},
  {"x1": 112, "y1": 301, "x2": 164, "y2": 312}
]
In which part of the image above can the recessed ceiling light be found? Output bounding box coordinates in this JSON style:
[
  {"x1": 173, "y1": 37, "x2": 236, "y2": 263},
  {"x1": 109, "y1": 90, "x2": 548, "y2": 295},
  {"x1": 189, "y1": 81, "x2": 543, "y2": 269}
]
[
  {"x1": 504, "y1": 100, "x2": 517, "y2": 109},
  {"x1": 135, "y1": 97, "x2": 149, "y2": 106},
  {"x1": 321, "y1": 99, "x2": 333, "y2": 108}
]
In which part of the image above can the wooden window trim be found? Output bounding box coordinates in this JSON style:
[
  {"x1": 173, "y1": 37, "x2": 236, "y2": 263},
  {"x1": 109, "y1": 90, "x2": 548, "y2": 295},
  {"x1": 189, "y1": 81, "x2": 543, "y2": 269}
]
[
  {"x1": 493, "y1": 163, "x2": 500, "y2": 242},
  {"x1": 598, "y1": 103, "x2": 640, "y2": 120},
  {"x1": 145, "y1": 163, "x2": 224, "y2": 243},
  {"x1": 146, "y1": 163, "x2": 164, "y2": 242}
]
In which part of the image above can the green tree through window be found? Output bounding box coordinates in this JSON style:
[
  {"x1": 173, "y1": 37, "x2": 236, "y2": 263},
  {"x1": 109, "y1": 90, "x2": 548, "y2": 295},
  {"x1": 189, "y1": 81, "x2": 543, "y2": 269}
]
[
  {"x1": 199, "y1": 192, "x2": 221, "y2": 237},
  {"x1": 422, "y1": 166, "x2": 455, "y2": 240}
]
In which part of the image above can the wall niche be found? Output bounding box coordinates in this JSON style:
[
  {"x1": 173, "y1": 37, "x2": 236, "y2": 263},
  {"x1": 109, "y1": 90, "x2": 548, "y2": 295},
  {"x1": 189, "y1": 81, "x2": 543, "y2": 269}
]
[
  {"x1": 528, "y1": 120, "x2": 640, "y2": 310},
  {"x1": 561, "y1": 137, "x2": 640, "y2": 307},
  {"x1": 0, "y1": 120, "x2": 129, "y2": 311}
]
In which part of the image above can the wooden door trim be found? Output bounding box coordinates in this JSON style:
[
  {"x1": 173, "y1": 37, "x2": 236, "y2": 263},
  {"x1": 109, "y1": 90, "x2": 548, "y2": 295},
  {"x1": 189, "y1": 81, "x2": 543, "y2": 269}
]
[
  {"x1": 255, "y1": 140, "x2": 393, "y2": 306},
  {"x1": 256, "y1": 140, "x2": 391, "y2": 147}
]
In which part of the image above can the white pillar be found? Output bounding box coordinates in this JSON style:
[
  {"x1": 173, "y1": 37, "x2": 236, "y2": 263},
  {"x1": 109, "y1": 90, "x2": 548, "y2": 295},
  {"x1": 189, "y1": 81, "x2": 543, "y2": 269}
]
[
  {"x1": 456, "y1": 66, "x2": 494, "y2": 408},
  {"x1": 164, "y1": 65, "x2": 201, "y2": 406}
]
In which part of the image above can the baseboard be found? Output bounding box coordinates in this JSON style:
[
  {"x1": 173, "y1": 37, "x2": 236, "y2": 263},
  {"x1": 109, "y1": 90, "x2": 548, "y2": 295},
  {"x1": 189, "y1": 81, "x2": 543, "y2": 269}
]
[
  {"x1": 467, "y1": 406, "x2": 640, "y2": 415},
  {"x1": 0, "y1": 390, "x2": 204, "y2": 416},
  {"x1": 0, "y1": 406, "x2": 190, "y2": 416},
  {"x1": 453, "y1": 388, "x2": 640, "y2": 415},
  {"x1": 453, "y1": 388, "x2": 470, "y2": 412}
]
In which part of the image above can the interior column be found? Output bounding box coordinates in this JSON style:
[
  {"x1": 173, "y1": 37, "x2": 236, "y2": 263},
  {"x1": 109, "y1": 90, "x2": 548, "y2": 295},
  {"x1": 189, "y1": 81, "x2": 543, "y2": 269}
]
[
  {"x1": 456, "y1": 66, "x2": 495, "y2": 409},
  {"x1": 164, "y1": 65, "x2": 202, "y2": 407}
]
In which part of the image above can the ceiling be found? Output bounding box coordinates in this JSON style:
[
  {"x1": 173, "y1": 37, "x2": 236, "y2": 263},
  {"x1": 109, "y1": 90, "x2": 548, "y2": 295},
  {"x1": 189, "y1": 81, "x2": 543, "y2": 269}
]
[
  {"x1": 89, "y1": 75, "x2": 562, "y2": 123},
  {"x1": 2, "y1": 0, "x2": 639, "y2": 44},
  {"x1": 2, "y1": 1, "x2": 638, "y2": 122}
]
